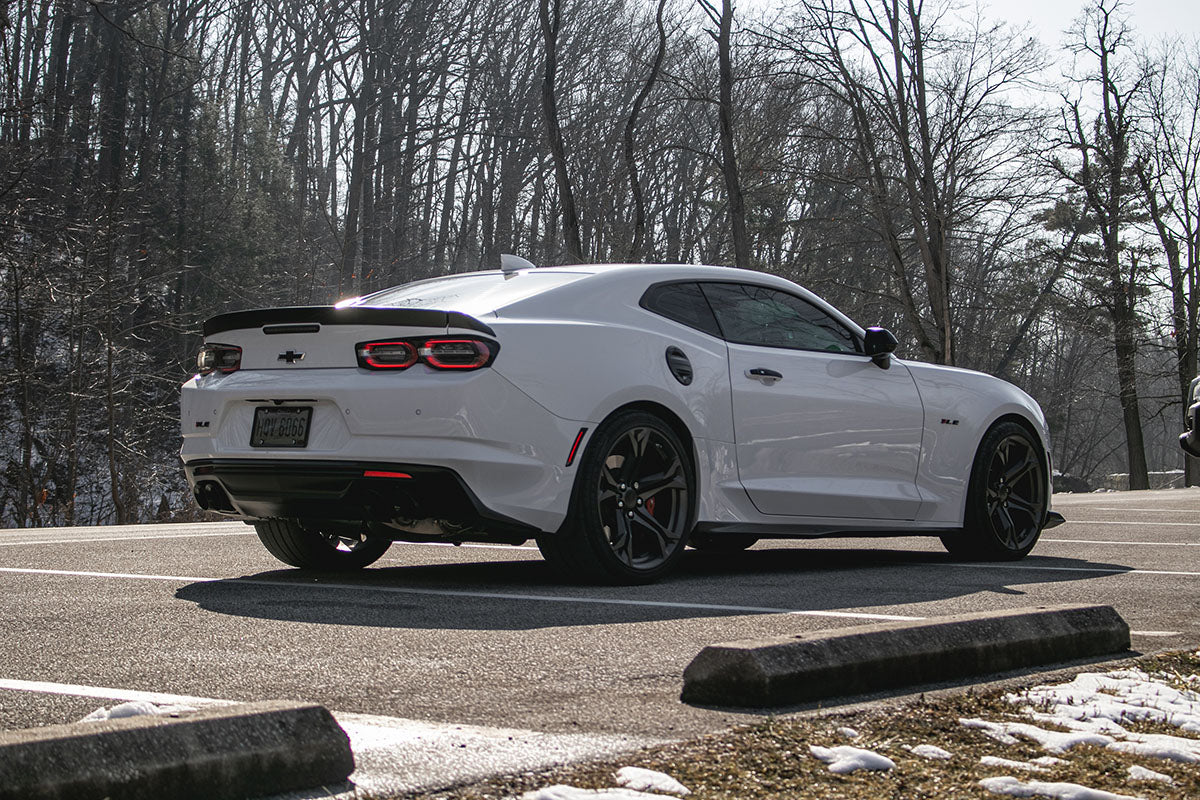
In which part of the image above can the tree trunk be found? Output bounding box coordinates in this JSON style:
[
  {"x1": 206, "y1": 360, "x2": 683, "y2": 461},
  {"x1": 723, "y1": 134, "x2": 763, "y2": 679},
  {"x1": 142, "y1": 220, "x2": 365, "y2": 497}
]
[
  {"x1": 538, "y1": 0, "x2": 583, "y2": 263},
  {"x1": 715, "y1": 0, "x2": 748, "y2": 269}
]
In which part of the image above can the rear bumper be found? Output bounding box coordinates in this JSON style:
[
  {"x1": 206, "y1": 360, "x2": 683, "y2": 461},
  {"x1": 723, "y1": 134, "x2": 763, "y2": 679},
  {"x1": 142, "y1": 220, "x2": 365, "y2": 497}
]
[{"x1": 183, "y1": 458, "x2": 538, "y2": 541}]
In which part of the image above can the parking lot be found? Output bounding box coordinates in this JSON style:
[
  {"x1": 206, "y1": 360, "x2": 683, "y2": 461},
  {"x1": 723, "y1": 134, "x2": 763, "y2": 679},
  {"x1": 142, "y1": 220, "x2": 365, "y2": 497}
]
[{"x1": 1, "y1": 488, "x2": 1197, "y2": 793}]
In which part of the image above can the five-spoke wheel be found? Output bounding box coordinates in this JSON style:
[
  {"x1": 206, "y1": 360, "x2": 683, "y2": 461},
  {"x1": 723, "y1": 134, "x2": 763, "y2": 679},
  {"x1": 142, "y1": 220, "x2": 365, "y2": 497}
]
[
  {"x1": 942, "y1": 420, "x2": 1048, "y2": 560},
  {"x1": 538, "y1": 410, "x2": 695, "y2": 584}
]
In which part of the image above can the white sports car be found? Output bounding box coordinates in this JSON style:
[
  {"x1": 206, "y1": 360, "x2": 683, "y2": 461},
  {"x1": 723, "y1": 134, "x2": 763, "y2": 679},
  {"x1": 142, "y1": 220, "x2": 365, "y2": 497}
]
[{"x1": 181, "y1": 261, "x2": 1061, "y2": 583}]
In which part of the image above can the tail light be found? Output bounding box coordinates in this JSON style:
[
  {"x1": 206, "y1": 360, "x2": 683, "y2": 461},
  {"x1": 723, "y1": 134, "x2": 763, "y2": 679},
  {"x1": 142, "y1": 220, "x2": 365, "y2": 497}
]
[
  {"x1": 356, "y1": 336, "x2": 497, "y2": 371},
  {"x1": 197, "y1": 343, "x2": 241, "y2": 374},
  {"x1": 420, "y1": 339, "x2": 492, "y2": 369},
  {"x1": 357, "y1": 341, "x2": 418, "y2": 369}
]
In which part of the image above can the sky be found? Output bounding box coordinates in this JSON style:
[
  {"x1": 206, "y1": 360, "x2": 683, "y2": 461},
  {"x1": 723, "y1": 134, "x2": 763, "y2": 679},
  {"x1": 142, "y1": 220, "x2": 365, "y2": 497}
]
[{"x1": 990, "y1": 0, "x2": 1200, "y2": 47}]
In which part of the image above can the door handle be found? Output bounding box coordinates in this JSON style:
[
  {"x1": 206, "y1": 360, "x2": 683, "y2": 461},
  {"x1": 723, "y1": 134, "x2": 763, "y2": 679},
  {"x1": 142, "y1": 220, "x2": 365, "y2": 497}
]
[{"x1": 746, "y1": 368, "x2": 783, "y2": 385}]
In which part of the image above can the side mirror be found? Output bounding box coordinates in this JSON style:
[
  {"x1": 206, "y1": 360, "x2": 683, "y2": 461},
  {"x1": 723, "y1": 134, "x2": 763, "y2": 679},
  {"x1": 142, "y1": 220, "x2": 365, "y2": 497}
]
[{"x1": 863, "y1": 327, "x2": 898, "y2": 367}]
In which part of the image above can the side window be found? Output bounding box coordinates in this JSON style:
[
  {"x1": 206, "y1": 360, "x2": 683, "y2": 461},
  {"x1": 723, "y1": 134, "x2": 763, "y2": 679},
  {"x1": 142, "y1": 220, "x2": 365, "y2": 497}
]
[
  {"x1": 639, "y1": 282, "x2": 722, "y2": 338},
  {"x1": 699, "y1": 283, "x2": 859, "y2": 353}
]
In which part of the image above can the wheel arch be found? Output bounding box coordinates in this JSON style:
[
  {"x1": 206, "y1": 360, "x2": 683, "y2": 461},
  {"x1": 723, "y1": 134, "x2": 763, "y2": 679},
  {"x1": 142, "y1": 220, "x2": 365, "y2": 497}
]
[
  {"x1": 962, "y1": 412, "x2": 1052, "y2": 525},
  {"x1": 603, "y1": 400, "x2": 698, "y2": 474},
  {"x1": 556, "y1": 400, "x2": 699, "y2": 535}
]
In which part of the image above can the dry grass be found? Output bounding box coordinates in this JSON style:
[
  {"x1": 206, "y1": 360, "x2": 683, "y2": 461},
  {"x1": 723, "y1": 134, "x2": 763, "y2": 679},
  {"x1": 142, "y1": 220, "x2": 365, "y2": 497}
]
[{"x1": 421, "y1": 651, "x2": 1200, "y2": 800}]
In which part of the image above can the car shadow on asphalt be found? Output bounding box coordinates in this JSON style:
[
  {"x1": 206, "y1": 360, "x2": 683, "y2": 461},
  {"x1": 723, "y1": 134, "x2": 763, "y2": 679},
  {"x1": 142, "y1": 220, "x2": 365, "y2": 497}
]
[{"x1": 173, "y1": 545, "x2": 1134, "y2": 631}]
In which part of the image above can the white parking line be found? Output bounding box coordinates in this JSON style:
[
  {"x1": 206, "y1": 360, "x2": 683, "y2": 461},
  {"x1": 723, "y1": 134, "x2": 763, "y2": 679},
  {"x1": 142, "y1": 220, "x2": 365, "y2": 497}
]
[
  {"x1": 1060, "y1": 520, "x2": 1200, "y2": 527},
  {"x1": 0, "y1": 678, "x2": 231, "y2": 707},
  {"x1": 1065, "y1": 507, "x2": 1199, "y2": 513},
  {"x1": 1043, "y1": 538, "x2": 1200, "y2": 546},
  {"x1": 951, "y1": 563, "x2": 1200, "y2": 577},
  {"x1": 0, "y1": 566, "x2": 923, "y2": 622},
  {"x1": 0, "y1": 531, "x2": 255, "y2": 547}
]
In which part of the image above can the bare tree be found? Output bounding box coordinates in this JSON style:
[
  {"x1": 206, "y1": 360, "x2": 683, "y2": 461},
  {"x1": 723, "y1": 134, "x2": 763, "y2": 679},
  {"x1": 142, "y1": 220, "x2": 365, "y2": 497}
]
[
  {"x1": 1053, "y1": 0, "x2": 1153, "y2": 490},
  {"x1": 1137, "y1": 40, "x2": 1200, "y2": 485},
  {"x1": 538, "y1": 0, "x2": 583, "y2": 262},
  {"x1": 623, "y1": 0, "x2": 669, "y2": 261},
  {"x1": 695, "y1": 0, "x2": 749, "y2": 268},
  {"x1": 791, "y1": 0, "x2": 1045, "y2": 365}
]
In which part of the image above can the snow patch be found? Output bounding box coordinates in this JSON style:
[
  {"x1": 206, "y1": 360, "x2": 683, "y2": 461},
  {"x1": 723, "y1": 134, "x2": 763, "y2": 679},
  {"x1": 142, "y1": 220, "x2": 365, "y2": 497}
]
[
  {"x1": 959, "y1": 719, "x2": 1113, "y2": 753},
  {"x1": 80, "y1": 701, "x2": 196, "y2": 722},
  {"x1": 614, "y1": 767, "x2": 690, "y2": 795},
  {"x1": 836, "y1": 726, "x2": 859, "y2": 740},
  {"x1": 1126, "y1": 764, "x2": 1173, "y2": 784},
  {"x1": 519, "y1": 786, "x2": 678, "y2": 800},
  {"x1": 1107, "y1": 737, "x2": 1200, "y2": 763},
  {"x1": 978, "y1": 776, "x2": 1142, "y2": 799},
  {"x1": 808, "y1": 744, "x2": 896, "y2": 773},
  {"x1": 907, "y1": 743, "x2": 953, "y2": 760},
  {"x1": 1009, "y1": 669, "x2": 1200, "y2": 736},
  {"x1": 980, "y1": 756, "x2": 1050, "y2": 772}
]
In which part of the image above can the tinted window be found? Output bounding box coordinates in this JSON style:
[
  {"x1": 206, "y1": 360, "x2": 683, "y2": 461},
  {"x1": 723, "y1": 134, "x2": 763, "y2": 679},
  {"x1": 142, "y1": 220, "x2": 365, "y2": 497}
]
[
  {"x1": 640, "y1": 282, "x2": 722, "y2": 337},
  {"x1": 700, "y1": 283, "x2": 859, "y2": 353}
]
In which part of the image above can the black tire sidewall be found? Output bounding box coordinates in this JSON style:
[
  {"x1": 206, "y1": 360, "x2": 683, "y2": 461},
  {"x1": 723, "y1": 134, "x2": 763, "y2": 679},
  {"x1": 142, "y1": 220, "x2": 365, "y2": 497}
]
[
  {"x1": 961, "y1": 420, "x2": 1048, "y2": 560},
  {"x1": 255, "y1": 519, "x2": 391, "y2": 571}
]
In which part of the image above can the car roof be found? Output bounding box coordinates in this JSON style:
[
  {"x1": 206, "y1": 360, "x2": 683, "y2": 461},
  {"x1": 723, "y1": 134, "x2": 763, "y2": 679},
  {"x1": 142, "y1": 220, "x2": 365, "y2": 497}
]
[{"x1": 348, "y1": 263, "x2": 862, "y2": 333}]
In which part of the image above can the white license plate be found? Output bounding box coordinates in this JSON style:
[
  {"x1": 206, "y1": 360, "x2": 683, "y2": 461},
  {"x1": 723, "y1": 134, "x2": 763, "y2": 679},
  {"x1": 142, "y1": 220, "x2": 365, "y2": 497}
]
[{"x1": 250, "y1": 406, "x2": 312, "y2": 448}]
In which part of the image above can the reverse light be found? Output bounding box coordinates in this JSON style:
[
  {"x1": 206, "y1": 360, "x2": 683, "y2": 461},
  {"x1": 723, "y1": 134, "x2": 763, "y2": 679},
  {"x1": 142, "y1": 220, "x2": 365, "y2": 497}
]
[
  {"x1": 197, "y1": 343, "x2": 242, "y2": 374},
  {"x1": 356, "y1": 341, "x2": 418, "y2": 369}
]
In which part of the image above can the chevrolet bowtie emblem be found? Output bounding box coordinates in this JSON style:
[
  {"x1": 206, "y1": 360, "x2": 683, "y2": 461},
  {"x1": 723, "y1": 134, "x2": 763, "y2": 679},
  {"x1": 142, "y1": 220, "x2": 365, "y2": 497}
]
[{"x1": 278, "y1": 350, "x2": 305, "y2": 364}]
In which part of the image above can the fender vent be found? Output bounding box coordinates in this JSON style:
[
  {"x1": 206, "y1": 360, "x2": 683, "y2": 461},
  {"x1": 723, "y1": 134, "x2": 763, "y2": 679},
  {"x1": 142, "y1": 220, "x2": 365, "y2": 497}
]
[{"x1": 666, "y1": 346, "x2": 693, "y2": 386}]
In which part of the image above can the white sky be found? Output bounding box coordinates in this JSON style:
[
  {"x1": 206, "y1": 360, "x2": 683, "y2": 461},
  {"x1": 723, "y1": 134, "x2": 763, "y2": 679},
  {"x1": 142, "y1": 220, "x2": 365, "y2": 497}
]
[{"x1": 986, "y1": 0, "x2": 1200, "y2": 47}]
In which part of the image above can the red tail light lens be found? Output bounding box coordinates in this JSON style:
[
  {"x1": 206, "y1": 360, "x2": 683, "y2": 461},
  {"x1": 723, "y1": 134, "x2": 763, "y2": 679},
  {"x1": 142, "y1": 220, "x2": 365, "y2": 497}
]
[
  {"x1": 420, "y1": 339, "x2": 492, "y2": 369},
  {"x1": 197, "y1": 343, "x2": 242, "y2": 374},
  {"x1": 356, "y1": 336, "x2": 498, "y2": 371},
  {"x1": 356, "y1": 341, "x2": 419, "y2": 369}
]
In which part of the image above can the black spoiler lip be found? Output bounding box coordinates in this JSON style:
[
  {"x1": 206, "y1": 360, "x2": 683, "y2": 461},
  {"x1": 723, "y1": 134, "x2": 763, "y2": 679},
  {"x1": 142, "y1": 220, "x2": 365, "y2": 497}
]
[{"x1": 202, "y1": 306, "x2": 495, "y2": 338}]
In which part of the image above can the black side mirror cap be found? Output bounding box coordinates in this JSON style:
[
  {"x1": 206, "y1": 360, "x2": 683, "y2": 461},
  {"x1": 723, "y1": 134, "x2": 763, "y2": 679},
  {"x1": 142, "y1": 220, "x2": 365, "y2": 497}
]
[{"x1": 864, "y1": 327, "x2": 898, "y2": 367}]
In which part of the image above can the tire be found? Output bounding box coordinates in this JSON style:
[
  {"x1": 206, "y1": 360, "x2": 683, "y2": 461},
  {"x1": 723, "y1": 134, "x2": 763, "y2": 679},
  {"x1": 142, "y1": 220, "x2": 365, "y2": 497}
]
[
  {"x1": 537, "y1": 410, "x2": 695, "y2": 584},
  {"x1": 254, "y1": 519, "x2": 392, "y2": 571},
  {"x1": 688, "y1": 532, "x2": 758, "y2": 553},
  {"x1": 941, "y1": 421, "x2": 1048, "y2": 560}
]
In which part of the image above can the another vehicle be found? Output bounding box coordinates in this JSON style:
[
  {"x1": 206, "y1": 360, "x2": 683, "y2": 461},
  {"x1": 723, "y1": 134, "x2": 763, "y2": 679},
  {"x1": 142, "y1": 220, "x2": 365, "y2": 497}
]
[
  {"x1": 181, "y1": 261, "x2": 1061, "y2": 583},
  {"x1": 1181, "y1": 375, "x2": 1200, "y2": 457}
]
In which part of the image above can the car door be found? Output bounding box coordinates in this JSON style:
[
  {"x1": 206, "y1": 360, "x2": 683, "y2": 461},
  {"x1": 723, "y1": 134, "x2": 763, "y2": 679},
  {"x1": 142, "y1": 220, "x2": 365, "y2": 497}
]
[{"x1": 701, "y1": 282, "x2": 926, "y2": 520}]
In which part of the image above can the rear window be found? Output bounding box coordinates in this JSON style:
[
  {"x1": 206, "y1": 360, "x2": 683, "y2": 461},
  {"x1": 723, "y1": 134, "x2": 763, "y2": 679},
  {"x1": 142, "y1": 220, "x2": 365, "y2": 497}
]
[{"x1": 355, "y1": 271, "x2": 587, "y2": 315}]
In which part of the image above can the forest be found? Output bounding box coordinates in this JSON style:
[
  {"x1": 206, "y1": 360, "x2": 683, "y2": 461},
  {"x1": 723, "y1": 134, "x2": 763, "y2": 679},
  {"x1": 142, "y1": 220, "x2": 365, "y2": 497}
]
[{"x1": 1, "y1": 0, "x2": 1198, "y2": 526}]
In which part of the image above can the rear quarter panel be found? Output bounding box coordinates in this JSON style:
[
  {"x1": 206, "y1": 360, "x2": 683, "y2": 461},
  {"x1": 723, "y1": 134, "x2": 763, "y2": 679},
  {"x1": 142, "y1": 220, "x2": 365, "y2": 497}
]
[{"x1": 487, "y1": 272, "x2": 737, "y2": 527}]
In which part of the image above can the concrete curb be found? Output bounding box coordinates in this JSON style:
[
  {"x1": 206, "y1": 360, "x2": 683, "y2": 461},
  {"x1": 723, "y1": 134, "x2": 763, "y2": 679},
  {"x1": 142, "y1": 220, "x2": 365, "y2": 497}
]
[
  {"x1": 0, "y1": 700, "x2": 354, "y2": 800},
  {"x1": 681, "y1": 604, "x2": 1131, "y2": 708}
]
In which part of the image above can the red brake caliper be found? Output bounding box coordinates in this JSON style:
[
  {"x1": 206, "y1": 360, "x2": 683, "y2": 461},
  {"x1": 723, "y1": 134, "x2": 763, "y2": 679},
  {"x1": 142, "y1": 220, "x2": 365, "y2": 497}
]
[{"x1": 645, "y1": 496, "x2": 656, "y2": 515}]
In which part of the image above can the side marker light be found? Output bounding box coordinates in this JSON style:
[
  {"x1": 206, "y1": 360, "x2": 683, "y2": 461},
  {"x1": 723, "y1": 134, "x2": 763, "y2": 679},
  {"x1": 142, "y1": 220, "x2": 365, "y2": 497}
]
[{"x1": 565, "y1": 428, "x2": 588, "y2": 467}]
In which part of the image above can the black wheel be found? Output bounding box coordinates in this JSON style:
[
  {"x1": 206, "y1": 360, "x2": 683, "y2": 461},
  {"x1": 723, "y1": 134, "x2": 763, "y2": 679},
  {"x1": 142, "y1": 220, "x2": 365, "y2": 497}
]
[
  {"x1": 941, "y1": 421, "x2": 1048, "y2": 560},
  {"x1": 688, "y1": 532, "x2": 758, "y2": 553},
  {"x1": 538, "y1": 410, "x2": 695, "y2": 584},
  {"x1": 254, "y1": 519, "x2": 392, "y2": 571}
]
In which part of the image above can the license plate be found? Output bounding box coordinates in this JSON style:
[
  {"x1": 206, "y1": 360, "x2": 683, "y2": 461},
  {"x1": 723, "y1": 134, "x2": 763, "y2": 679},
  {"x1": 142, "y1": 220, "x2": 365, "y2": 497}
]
[{"x1": 250, "y1": 406, "x2": 312, "y2": 448}]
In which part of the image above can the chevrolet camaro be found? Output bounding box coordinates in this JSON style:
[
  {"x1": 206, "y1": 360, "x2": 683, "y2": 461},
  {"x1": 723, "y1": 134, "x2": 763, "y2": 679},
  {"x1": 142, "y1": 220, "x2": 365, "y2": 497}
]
[{"x1": 181, "y1": 260, "x2": 1060, "y2": 583}]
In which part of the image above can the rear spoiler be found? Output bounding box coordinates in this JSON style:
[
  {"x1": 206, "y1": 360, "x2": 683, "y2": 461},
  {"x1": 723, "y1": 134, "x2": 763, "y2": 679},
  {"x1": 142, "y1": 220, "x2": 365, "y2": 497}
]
[{"x1": 202, "y1": 306, "x2": 495, "y2": 337}]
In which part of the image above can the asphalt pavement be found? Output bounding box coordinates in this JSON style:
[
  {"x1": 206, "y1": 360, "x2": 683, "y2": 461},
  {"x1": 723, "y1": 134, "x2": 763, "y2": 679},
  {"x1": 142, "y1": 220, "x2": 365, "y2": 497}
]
[{"x1": 0, "y1": 487, "x2": 1197, "y2": 795}]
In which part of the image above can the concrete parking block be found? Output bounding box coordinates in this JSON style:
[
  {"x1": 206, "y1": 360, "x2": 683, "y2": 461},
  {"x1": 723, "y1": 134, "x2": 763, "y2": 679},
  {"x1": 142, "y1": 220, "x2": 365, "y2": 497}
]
[
  {"x1": 681, "y1": 604, "x2": 1131, "y2": 707},
  {"x1": 0, "y1": 700, "x2": 353, "y2": 800}
]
